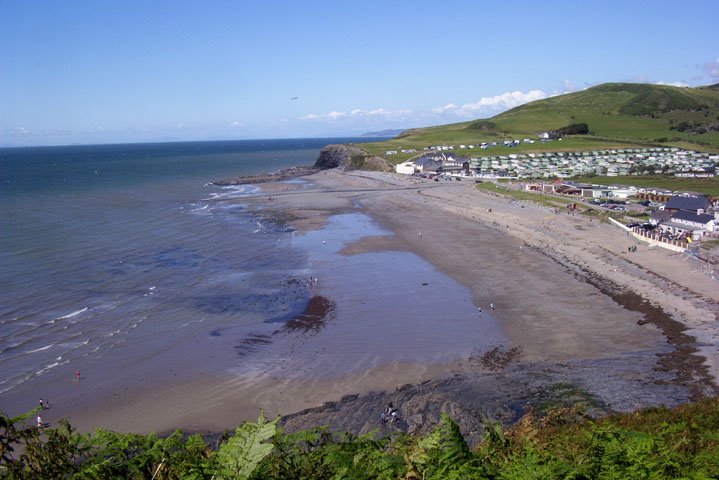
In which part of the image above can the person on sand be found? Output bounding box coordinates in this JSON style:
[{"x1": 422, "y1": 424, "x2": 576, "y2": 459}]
[{"x1": 37, "y1": 413, "x2": 43, "y2": 428}]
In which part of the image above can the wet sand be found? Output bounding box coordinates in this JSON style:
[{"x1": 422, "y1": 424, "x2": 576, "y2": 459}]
[{"x1": 33, "y1": 169, "x2": 719, "y2": 436}]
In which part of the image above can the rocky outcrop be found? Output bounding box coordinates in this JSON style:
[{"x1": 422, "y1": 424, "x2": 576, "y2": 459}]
[
  {"x1": 314, "y1": 144, "x2": 393, "y2": 172},
  {"x1": 212, "y1": 165, "x2": 319, "y2": 185}
]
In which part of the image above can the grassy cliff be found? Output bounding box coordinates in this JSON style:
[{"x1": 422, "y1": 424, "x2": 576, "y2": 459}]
[{"x1": 360, "y1": 82, "x2": 719, "y2": 162}]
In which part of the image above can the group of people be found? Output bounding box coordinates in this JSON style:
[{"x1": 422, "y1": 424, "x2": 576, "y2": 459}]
[
  {"x1": 477, "y1": 303, "x2": 496, "y2": 316},
  {"x1": 36, "y1": 371, "x2": 82, "y2": 428},
  {"x1": 37, "y1": 398, "x2": 48, "y2": 427},
  {"x1": 381, "y1": 403, "x2": 401, "y2": 424}
]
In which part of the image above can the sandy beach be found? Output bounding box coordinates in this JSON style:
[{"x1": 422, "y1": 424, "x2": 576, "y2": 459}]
[{"x1": 41, "y1": 168, "x2": 719, "y2": 439}]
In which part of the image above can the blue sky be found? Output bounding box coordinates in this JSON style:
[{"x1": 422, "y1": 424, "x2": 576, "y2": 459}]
[{"x1": 1, "y1": 0, "x2": 718, "y2": 146}]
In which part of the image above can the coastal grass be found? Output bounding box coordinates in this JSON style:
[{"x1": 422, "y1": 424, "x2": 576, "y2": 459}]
[
  {"x1": 475, "y1": 182, "x2": 630, "y2": 223},
  {"x1": 475, "y1": 182, "x2": 577, "y2": 208},
  {"x1": 569, "y1": 174, "x2": 719, "y2": 196},
  {"x1": 359, "y1": 136, "x2": 656, "y2": 166},
  {"x1": 3, "y1": 397, "x2": 718, "y2": 478}
]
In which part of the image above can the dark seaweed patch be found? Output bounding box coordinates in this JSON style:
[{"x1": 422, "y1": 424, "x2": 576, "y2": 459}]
[
  {"x1": 280, "y1": 296, "x2": 336, "y2": 335},
  {"x1": 234, "y1": 333, "x2": 273, "y2": 356}
]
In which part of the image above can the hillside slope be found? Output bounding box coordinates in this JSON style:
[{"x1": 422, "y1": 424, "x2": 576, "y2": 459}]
[{"x1": 362, "y1": 83, "x2": 719, "y2": 161}]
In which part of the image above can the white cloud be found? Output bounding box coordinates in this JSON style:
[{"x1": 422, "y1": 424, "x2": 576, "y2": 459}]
[
  {"x1": 81, "y1": 126, "x2": 108, "y2": 134},
  {"x1": 702, "y1": 58, "x2": 719, "y2": 80},
  {"x1": 430, "y1": 90, "x2": 548, "y2": 118},
  {"x1": 230, "y1": 120, "x2": 244, "y2": 128},
  {"x1": 555, "y1": 80, "x2": 576, "y2": 95},
  {"x1": 12, "y1": 127, "x2": 31, "y2": 136},
  {"x1": 432, "y1": 103, "x2": 458, "y2": 114},
  {"x1": 655, "y1": 81, "x2": 689, "y2": 87},
  {"x1": 301, "y1": 107, "x2": 412, "y2": 122},
  {"x1": 298, "y1": 88, "x2": 550, "y2": 133},
  {"x1": 300, "y1": 89, "x2": 547, "y2": 126}
]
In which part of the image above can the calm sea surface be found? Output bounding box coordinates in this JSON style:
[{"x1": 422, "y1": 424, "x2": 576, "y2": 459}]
[{"x1": 0, "y1": 139, "x2": 375, "y2": 405}]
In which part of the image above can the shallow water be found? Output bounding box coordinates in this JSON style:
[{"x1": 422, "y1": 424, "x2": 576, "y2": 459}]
[
  {"x1": 0, "y1": 139, "x2": 504, "y2": 423},
  {"x1": 207, "y1": 212, "x2": 507, "y2": 388},
  {"x1": 0, "y1": 139, "x2": 365, "y2": 415}
]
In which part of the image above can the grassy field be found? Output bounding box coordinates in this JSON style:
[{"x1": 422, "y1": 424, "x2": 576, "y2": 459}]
[
  {"x1": 475, "y1": 182, "x2": 645, "y2": 225},
  {"x1": 359, "y1": 82, "x2": 719, "y2": 164},
  {"x1": 475, "y1": 182, "x2": 577, "y2": 208},
  {"x1": 569, "y1": 174, "x2": 719, "y2": 196}
]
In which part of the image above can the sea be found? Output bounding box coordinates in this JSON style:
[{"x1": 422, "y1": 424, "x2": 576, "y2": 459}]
[
  {"x1": 0, "y1": 139, "x2": 373, "y2": 409},
  {"x1": 0, "y1": 138, "x2": 503, "y2": 424}
]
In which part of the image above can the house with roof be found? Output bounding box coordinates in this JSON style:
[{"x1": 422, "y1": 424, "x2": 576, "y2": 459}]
[
  {"x1": 651, "y1": 210, "x2": 716, "y2": 239},
  {"x1": 664, "y1": 194, "x2": 712, "y2": 214},
  {"x1": 650, "y1": 193, "x2": 717, "y2": 239},
  {"x1": 413, "y1": 156, "x2": 443, "y2": 174}
]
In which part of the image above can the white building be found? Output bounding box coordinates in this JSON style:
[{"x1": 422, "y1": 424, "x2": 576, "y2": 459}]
[{"x1": 395, "y1": 161, "x2": 416, "y2": 175}]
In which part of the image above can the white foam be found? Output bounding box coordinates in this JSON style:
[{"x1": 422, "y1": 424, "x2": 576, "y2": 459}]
[
  {"x1": 34, "y1": 359, "x2": 68, "y2": 376},
  {"x1": 61, "y1": 339, "x2": 90, "y2": 350},
  {"x1": 206, "y1": 184, "x2": 260, "y2": 201},
  {"x1": 27, "y1": 344, "x2": 54, "y2": 354},
  {"x1": 57, "y1": 307, "x2": 88, "y2": 320}
]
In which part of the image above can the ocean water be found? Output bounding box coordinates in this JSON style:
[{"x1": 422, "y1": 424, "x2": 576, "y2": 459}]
[{"x1": 0, "y1": 139, "x2": 374, "y2": 410}]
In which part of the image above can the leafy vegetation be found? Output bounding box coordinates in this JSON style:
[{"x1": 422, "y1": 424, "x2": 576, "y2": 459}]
[
  {"x1": 3, "y1": 397, "x2": 718, "y2": 479},
  {"x1": 466, "y1": 120, "x2": 499, "y2": 132},
  {"x1": 552, "y1": 122, "x2": 590, "y2": 136}
]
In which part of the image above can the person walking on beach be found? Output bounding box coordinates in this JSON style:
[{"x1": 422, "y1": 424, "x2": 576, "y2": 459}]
[
  {"x1": 37, "y1": 413, "x2": 43, "y2": 428},
  {"x1": 75, "y1": 370, "x2": 81, "y2": 381},
  {"x1": 39, "y1": 398, "x2": 44, "y2": 409}
]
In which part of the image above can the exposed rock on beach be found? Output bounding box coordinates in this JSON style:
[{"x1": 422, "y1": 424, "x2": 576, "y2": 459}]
[{"x1": 212, "y1": 165, "x2": 319, "y2": 185}]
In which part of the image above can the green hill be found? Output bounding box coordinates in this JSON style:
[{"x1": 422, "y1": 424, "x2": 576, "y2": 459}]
[{"x1": 362, "y1": 82, "x2": 719, "y2": 162}]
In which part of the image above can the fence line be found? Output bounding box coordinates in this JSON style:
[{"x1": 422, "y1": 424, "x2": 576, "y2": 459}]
[{"x1": 607, "y1": 217, "x2": 687, "y2": 253}]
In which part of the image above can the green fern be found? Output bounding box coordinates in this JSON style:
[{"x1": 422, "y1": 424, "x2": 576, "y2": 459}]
[
  {"x1": 214, "y1": 411, "x2": 278, "y2": 480},
  {"x1": 403, "y1": 413, "x2": 476, "y2": 479}
]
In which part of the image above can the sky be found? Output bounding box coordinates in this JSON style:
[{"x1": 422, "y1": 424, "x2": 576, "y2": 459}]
[{"x1": 1, "y1": 0, "x2": 718, "y2": 146}]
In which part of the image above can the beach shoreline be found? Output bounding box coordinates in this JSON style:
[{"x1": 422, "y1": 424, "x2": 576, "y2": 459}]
[
  {"x1": 22, "y1": 168, "x2": 719, "y2": 440},
  {"x1": 243, "y1": 169, "x2": 719, "y2": 432}
]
